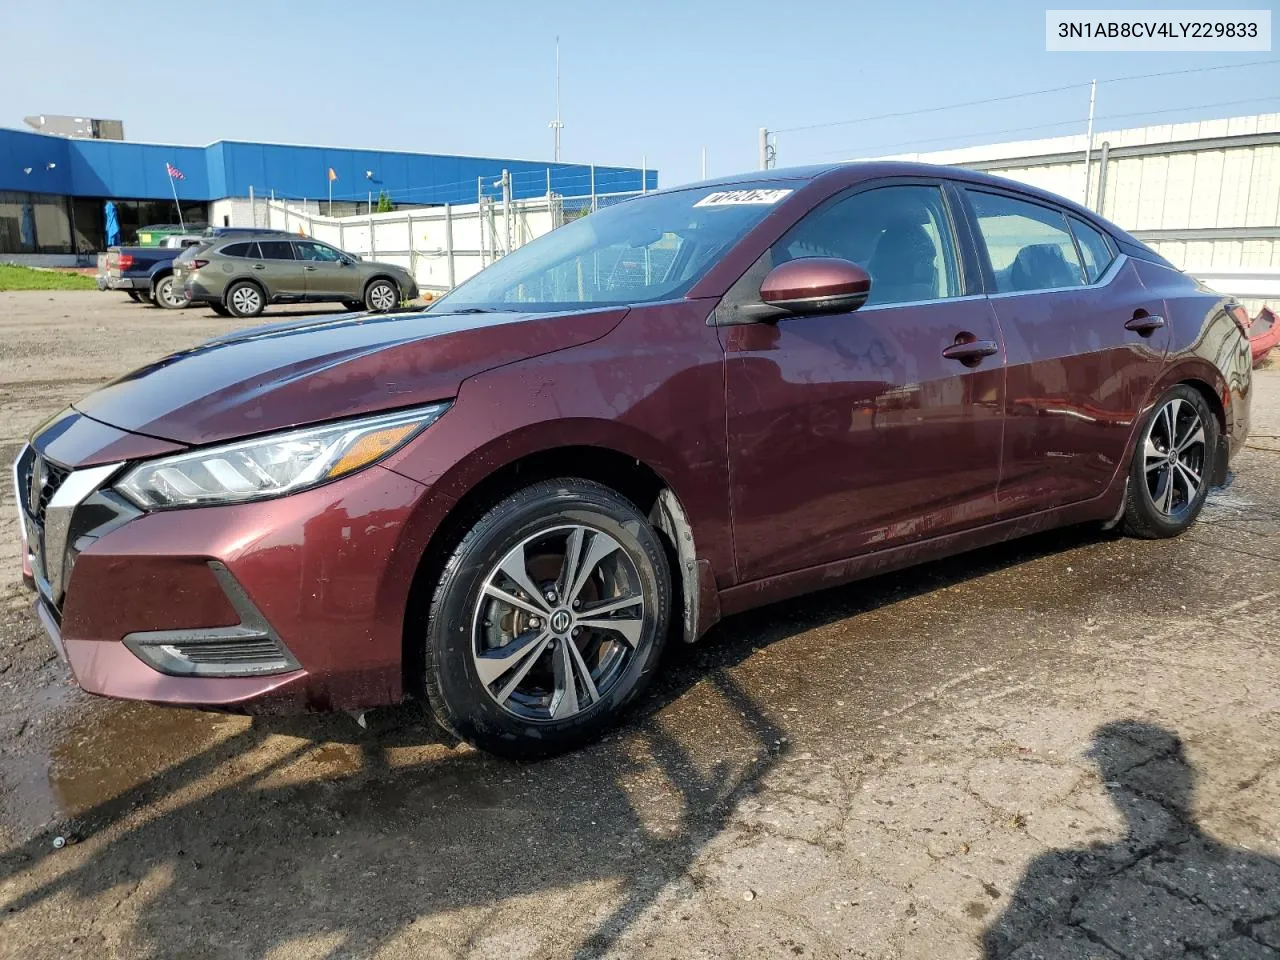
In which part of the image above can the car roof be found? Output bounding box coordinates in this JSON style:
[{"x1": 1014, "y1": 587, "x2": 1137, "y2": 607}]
[{"x1": 662, "y1": 160, "x2": 1126, "y2": 237}]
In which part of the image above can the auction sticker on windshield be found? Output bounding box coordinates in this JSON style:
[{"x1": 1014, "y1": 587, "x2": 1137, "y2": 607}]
[{"x1": 694, "y1": 189, "x2": 793, "y2": 207}]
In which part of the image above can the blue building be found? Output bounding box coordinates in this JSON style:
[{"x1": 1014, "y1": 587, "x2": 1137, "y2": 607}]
[{"x1": 0, "y1": 127, "x2": 656, "y2": 257}]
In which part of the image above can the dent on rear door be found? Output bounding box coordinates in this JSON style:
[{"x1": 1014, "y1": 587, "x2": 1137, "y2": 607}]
[{"x1": 992, "y1": 257, "x2": 1170, "y2": 514}]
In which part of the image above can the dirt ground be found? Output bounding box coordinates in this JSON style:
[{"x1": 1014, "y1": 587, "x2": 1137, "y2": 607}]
[{"x1": 1, "y1": 290, "x2": 1279, "y2": 960}]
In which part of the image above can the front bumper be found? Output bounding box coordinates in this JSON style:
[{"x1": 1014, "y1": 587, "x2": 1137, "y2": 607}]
[{"x1": 17, "y1": 433, "x2": 427, "y2": 713}]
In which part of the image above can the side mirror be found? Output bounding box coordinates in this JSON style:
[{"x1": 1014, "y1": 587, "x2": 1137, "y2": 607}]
[{"x1": 758, "y1": 257, "x2": 871, "y2": 317}]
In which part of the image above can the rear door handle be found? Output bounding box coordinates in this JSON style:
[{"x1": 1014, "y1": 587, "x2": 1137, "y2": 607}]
[
  {"x1": 304, "y1": 265, "x2": 317, "y2": 271},
  {"x1": 942, "y1": 338, "x2": 999, "y2": 364},
  {"x1": 253, "y1": 263, "x2": 265, "y2": 270},
  {"x1": 1125, "y1": 313, "x2": 1165, "y2": 334}
]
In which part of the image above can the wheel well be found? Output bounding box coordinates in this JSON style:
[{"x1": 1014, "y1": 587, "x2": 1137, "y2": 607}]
[
  {"x1": 401, "y1": 445, "x2": 690, "y2": 698},
  {"x1": 224, "y1": 276, "x2": 267, "y2": 303},
  {"x1": 1179, "y1": 377, "x2": 1229, "y2": 484},
  {"x1": 364, "y1": 274, "x2": 400, "y2": 297}
]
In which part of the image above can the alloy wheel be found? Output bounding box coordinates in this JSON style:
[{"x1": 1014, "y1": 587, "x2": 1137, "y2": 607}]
[
  {"x1": 1142, "y1": 396, "x2": 1206, "y2": 519},
  {"x1": 471, "y1": 524, "x2": 646, "y2": 722},
  {"x1": 158, "y1": 277, "x2": 185, "y2": 308},
  {"x1": 231, "y1": 286, "x2": 261, "y2": 315},
  {"x1": 368, "y1": 282, "x2": 397, "y2": 311}
]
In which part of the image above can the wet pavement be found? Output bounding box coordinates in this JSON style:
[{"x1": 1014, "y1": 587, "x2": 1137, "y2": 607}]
[{"x1": 1, "y1": 293, "x2": 1279, "y2": 959}]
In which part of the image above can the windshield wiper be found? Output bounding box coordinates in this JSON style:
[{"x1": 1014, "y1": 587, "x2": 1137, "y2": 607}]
[{"x1": 446, "y1": 307, "x2": 496, "y2": 314}]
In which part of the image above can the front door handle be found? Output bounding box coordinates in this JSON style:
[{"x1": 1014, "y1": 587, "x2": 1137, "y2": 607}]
[
  {"x1": 253, "y1": 263, "x2": 265, "y2": 270},
  {"x1": 304, "y1": 265, "x2": 317, "y2": 271},
  {"x1": 1125, "y1": 312, "x2": 1165, "y2": 335},
  {"x1": 942, "y1": 337, "x2": 999, "y2": 365}
]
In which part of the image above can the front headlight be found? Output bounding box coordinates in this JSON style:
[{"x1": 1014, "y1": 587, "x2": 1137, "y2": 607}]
[{"x1": 116, "y1": 403, "x2": 450, "y2": 509}]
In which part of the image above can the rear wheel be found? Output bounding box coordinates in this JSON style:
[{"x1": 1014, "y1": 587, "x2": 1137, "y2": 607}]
[
  {"x1": 423, "y1": 479, "x2": 671, "y2": 758},
  {"x1": 154, "y1": 274, "x2": 187, "y2": 310},
  {"x1": 1123, "y1": 384, "x2": 1218, "y2": 539},
  {"x1": 365, "y1": 279, "x2": 398, "y2": 313},
  {"x1": 225, "y1": 281, "x2": 265, "y2": 319}
]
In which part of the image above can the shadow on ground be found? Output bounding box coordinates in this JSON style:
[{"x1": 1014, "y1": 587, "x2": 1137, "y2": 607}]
[
  {"x1": 984, "y1": 721, "x2": 1280, "y2": 959},
  {"x1": 5, "y1": 524, "x2": 1271, "y2": 957}
]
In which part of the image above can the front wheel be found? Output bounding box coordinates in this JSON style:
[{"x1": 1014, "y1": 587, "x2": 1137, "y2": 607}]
[
  {"x1": 1123, "y1": 385, "x2": 1218, "y2": 539},
  {"x1": 365, "y1": 279, "x2": 398, "y2": 313},
  {"x1": 423, "y1": 479, "x2": 671, "y2": 758}
]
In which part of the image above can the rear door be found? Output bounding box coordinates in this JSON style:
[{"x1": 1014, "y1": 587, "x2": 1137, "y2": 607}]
[
  {"x1": 256, "y1": 239, "x2": 306, "y2": 298},
  {"x1": 958, "y1": 187, "x2": 1170, "y2": 514},
  {"x1": 295, "y1": 240, "x2": 359, "y2": 300},
  {"x1": 721, "y1": 180, "x2": 1007, "y2": 581}
]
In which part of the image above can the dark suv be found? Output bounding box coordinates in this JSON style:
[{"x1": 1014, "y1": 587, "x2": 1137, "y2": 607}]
[{"x1": 176, "y1": 235, "x2": 418, "y2": 317}]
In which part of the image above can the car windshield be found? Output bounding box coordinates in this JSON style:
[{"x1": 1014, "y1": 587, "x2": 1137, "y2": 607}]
[{"x1": 429, "y1": 183, "x2": 796, "y2": 313}]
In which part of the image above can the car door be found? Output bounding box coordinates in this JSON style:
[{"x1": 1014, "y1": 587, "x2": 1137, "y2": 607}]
[
  {"x1": 958, "y1": 187, "x2": 1170, "y2": 515},
  {"x1": 295, "y1": 240, "x2": 359, "y2": 300},
  {"x1": 720, "y1": 181, "x2": 1007, "y2": 583},
  {"x1": 255, "y1": 239, "x2": 307, "y2": 299}
]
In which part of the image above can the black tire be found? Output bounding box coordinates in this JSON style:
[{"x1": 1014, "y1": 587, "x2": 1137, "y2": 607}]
[
  {"x1": 342, "y1": 300, "x2": 365, "y2": 312},
  {"x1": 126, "y1": 290, "x2": 143, "y2": 303},
  {"x1": 209, "y1": 303, "x2": 231, "y2": 317},
  {"x1": 364, "y1": 278, "x2": 399, "y2": 313},
  {"x1": 225, "y1": 280, "x2": 266, "y2": 319},
  {"x1": 1123, "y1": 384, "x2": 1218, "y2": 539},
  {"x1": 423, "y1": 479, "x2": 671, "y2": 759},
  {"x1": 154, "y1": 274, "x2": 187, "y2": 310}
]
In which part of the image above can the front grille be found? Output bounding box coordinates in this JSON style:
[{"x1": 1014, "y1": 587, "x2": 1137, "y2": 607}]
[{"x1": 36, "y1": 462, "x2": 70, "y2": 523}]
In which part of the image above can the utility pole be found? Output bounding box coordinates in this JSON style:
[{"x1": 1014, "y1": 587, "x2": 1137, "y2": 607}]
[
  {"x1": 548, "y1": 36, "x2": 564, "y2": 162},
  {"x1": 758, "y1": 128, "x2": 775, "y2": 170},
  {"x1": 1082, "y1": 78, "x2": 1097, "y2": 208}
]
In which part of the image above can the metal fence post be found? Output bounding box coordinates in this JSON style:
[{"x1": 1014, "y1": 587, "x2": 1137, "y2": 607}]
[
  {"x1": 444, "y1": 203, "x2": 455, "y2": 289},
  {"x1": 477, "y1": 176, "x2": 485, "y2": 267},
  {"x1": 248, "y1": 185, "x2": 255, "y2": 228},
  {"x1": 1095, "y1": 141, "x2": 1111, "y2": 216},
  {"x1": 338, "y1": 219, "x2": 345, "y2": 254},
  {"x1": 369, "y1": 209, "x2": 377, "y2": 259},
  {"x1": 406, "y1": 211, "x2": 415, "y2": 283},
  {"x1": 502, "y1": 169, "x2": 513, "y2": 256},
  {"x1": 590, "y1": 164, "x2": 596, "y2": 213}
]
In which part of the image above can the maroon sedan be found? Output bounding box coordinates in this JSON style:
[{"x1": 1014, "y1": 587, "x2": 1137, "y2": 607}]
[{"x1": 16, "y1": 163, "x2": 1251, "y2": 757}]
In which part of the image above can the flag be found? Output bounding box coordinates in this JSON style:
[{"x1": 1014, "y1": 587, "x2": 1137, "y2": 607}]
[
  {"x1": 166, "y1": 162, "x2": 185, "y2": 181},
  {"x1": 328, "y1": 168, "x2": 338, "y2": 182}
]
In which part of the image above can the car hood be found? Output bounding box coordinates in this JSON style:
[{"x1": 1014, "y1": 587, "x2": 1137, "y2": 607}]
[{"x1": 73, "y1": 307, "x2": 628, "y2": 446}]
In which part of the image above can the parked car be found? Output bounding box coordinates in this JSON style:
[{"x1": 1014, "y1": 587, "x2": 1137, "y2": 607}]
[
  {"x1": 99, "y1": 241, "x2": 201, "y2": 308},
  {"x1": 15, "y1": 162, "x2": 1252, "y2": 759},
  {"x1": 176, "y1": 235, "x2": 416, "y2": 317}
]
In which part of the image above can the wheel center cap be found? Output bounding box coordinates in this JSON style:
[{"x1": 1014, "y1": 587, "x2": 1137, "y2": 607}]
[{"x1": 550, "y1": 609, "x2": 572, "y2": 634}]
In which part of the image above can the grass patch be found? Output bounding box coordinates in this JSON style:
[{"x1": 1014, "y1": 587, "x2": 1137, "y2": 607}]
[{"x1": 0, "y1": 263, "x2": 98, "y2": 291}]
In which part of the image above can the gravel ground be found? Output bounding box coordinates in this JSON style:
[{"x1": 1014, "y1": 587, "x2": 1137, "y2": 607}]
[{"x1": 0, "y1": 290, "x2": 1278, "y2": 960}]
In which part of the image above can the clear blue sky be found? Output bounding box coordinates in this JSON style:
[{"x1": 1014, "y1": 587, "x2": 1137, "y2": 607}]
[{"x1": 5, "y1": 0, "x2": 1278, "y2": 187}]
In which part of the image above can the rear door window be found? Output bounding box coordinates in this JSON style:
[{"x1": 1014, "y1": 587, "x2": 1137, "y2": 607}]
[
  {"x1": 259, "y1": 240, "x2": 296, "y2": 260},
  {"x1": 966, "y1": 191, "x2": 1086, "y2": 293},
  {"x1": 1068, "y1": 217, "x2": 1115, "y2": 283},
  {"x1": 221, "y1": 242, "x2": 250, "y2": 258}
]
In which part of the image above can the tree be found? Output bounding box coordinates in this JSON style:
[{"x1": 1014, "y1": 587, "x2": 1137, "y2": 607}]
[{"x1": 375, "y1": 191, "x2": 393, "y2": 213}]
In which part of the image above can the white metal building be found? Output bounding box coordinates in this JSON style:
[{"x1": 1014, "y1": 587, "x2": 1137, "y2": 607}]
[{"x1": 871, "y1": 113, "x2": 1280, "y2": 313}]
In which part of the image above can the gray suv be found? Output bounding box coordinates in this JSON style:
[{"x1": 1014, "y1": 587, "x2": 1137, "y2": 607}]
[{"x1": 176, "y1": 236, "x2": 418, "y2": 318}]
